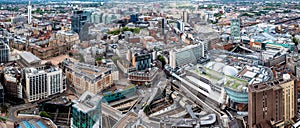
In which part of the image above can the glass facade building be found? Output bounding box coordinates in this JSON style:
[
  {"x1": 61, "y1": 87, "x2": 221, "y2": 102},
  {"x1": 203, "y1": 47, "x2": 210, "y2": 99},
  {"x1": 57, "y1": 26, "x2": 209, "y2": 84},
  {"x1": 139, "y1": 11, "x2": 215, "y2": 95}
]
[
  {"x1": 230, "y1": 18, "x2": 241, "y2": 42},
  {"x1": 169, "y1": 43, "x2": 205, "y2": 68},
  {"x1": 224, "y1": 87, "x2": 248, "y2": 104},
  {"x1": 103, "y1": 86, "x2": 137, "y2": 103},
  {"x1": 0, "y1": 42, "x2": 9, "y2": 63},
  {"x1": 72, "y1": 91, "x2": 103, "y2": 128},
  {"x1": 71, "y1": 10, "x2": 92, "y2": 33},
  {"x1": 133, "y1": 54, "x2": 152, "y2": 71}
]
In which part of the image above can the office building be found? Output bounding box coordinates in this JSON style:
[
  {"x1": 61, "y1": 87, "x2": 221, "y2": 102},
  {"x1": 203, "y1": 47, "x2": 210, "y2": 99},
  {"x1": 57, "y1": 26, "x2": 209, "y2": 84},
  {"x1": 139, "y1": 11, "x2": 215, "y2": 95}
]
[
  {"x1": 27, "y1": 1, "x2": 32, "y2": 24},
  {"x1": 169, "y1": 43, "x2": 205, "y2": 69},
  {"x1": 91, "y1": 12, "x2": 103, "y2": 23},
  {"x1": 71, "y1": 91, "x2": 103, "y2": 128},
  {"x1": 129, "y1": 14, "x2": 139, "y2": 23},
  {"x1": 24, "y1": 66, "x2": 63, "y2": 102},
  {"x1": 230, "y1": 18, "x2": 240, "y2": 43},
  {"x1": 161, "y1": 18, "x2": 166, "y2": 35},
  {"x1": 183, "y1": 11, "x2": 188, "y2": 23},
  {"x1": 3, "y1": 67, "x2": 22, "y2": 98},
  {"x1": 0, "y1": 41, "x2": 9, "y2": 63},
  {"x1": 132, "y1": 53, "x2": 152, "y2": 71},
  {"x1": 64, "y1": 60, "x2": 113, "y2": 94},
  {"x1": 161, "y1": 18, "x2": 165, "y2": 29},
  {"x1": 71, "y1": 10, "x2": 92, "y2": 33},
  {"x1": 177, "y1": 20, "x2": 184, "y2": 32},
  {"x1": 105, "y1": 14, "x2": 118, "y2": 24},
  {"x1": 128, "y1": 67, "x2": 159, "y2": 85},
  {"x1": 248, "y1": 74, "x2": 297, "y2": 128}
]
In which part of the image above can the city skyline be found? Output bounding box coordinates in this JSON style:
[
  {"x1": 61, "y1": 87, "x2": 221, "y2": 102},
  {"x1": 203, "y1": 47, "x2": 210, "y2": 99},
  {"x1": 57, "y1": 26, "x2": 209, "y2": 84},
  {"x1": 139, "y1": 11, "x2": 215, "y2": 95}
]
[{"x1": 0, "y1": 0, "x2": 299, "y2": 127}]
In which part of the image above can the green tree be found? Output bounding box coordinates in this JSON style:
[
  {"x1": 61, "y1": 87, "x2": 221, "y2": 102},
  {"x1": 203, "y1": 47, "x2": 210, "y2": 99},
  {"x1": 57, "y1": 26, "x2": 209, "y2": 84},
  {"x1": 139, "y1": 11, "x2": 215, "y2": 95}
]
[
  {"x1": 293, "y1": 37, "x2": 299, "y2": 46},
  {"x1": 1, "y1": 104, "x2": 8, "y2": 113},
  {"x1": 5, "y1": 19, "x2": 11, "y2": 22},
  {"x1": 157, "y1": 55, "x2": 166, "y2": 67},
  {"x1": 122, "y1": 27, "x2": 130, "y2": 31},
  {"x1": 39, "y1": 111, "x2": 51, "y2": 118},
  {"x1": 96, "y1": 57, "x2": 102, "y2": 61},
  {"x1": 79, "y1": 54, "x2": 84, "y2": 62},
  {"x1": 107, "y1": 29, "x2": 121, "y2": 35},
  {"x1": 68, "y1": 52, "x2": 73, "y2": 57},
  {"x1": 133, "y1": 28, "x2": 140, "y2": 33}
]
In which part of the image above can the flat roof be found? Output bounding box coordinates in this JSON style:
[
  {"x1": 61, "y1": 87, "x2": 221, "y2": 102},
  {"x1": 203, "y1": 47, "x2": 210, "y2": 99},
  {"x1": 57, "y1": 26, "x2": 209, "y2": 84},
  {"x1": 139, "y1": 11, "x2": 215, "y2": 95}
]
[
  {"x1": 73, "y1": 91, "x2": 102, "y2": 113},
  {"x1": 66, "y1": 61, "x2": 111, "y2": 80},
  {"x1": 243, "y1": 71, "x2": 257, "y2": 78}
]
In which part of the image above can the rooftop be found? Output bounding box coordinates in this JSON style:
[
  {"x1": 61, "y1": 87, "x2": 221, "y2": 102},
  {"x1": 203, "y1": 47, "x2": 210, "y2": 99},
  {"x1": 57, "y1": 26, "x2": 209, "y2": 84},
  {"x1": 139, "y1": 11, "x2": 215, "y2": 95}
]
[
  {"x1": 249, "y1": 74, "x2": 295, "y2": 92},
  {"x1": 19, "y1": 52, "x2": 41, "y2": 64},
  {"x1": 194, "y1": 65, "x2": 248, "y2": 91},
  {"x1": 73, "y1": 91, "x2": 102, "y2": 114},
  {"x1": 4, "y1": 67, "x2": 20, "y2": 82},
  {"x1": 16, "y1": 118, "x2": 56, "y2": 128},
  {"x1": 24, "y1": 65, "x2": 61, "y2": 76},
  {"x1": 66, "y1": 61, "x2": 111, "y2": 80}
]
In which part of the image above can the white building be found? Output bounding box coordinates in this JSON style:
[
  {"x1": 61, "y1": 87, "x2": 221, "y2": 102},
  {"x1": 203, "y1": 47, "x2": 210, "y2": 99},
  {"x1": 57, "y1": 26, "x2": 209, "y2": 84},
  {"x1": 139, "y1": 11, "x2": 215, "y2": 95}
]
[
  {"x1": 27, "y1": 1, "x2": 32, "y2": 24},
  {"x1": 47, "y1": 68, "x2": 63, "y2": 96},
  {"x1": 24, "y1": 66, "x2": 64, "y2": 102}
]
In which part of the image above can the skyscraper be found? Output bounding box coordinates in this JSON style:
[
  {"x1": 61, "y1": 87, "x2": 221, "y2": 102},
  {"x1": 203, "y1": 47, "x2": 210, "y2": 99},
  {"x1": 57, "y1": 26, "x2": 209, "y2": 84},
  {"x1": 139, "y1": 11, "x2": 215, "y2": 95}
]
[
  {"x1": 71, "y1": 10, "x2": 92, "y2": 33},
  {"x1": 183, "y1": 11, "x2": 188, "y2": 23},
  {"x1": 248, "y1": 74, "x2": 297, "y2": 128},
  {"x1": 230, "y1": 18, "x2": 240, "y2": 43},
  {"x1": 27, "y1": 1, "x2": 32, "y2": 24},
  {"x1": 0, "y1": 41, "x2": 9, "y2": 63},
  {"x1": 129, "y1": 14, "x2": 139, "y2": 23},
  {"x1": 177, "y1": 20, "x2": 184, "y2": 32}
]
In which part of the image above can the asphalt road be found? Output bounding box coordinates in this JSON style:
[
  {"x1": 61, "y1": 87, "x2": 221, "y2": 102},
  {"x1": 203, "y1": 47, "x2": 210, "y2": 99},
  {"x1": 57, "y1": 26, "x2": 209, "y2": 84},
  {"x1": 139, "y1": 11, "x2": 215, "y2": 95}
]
[{"x1": 8, "y1": 103, "x2": 37, "y2": 122}]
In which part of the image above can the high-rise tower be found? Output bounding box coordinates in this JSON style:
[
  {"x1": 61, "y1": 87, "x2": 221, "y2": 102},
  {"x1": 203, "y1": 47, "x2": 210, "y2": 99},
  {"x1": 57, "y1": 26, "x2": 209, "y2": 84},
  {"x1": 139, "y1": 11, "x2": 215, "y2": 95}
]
[{"x1": 28, "y1": 1, "x2": 32, "y2": 24}]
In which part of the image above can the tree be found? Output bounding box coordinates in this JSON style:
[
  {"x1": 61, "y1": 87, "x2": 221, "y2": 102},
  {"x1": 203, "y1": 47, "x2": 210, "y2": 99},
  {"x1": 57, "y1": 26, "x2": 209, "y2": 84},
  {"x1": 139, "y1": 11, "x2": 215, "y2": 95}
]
[
  {"x1": 1, "y1": 104, "x2": 8, "y2": 113},
  {"x1": 96, "y1": 57, "x2": 102, "y2": 61},
  {"x1": 5, "y1": 19, "x2": 11, "y2": 22},
  {"x1": 68, "y1": 52, "x2": 73, "y2": 57},
  {"x1": 107, "y1": 29, "x2": 121, "y2": 35},
  {"x1": 79, "y1": 54, "x2": 84, "y2": 62},
  {"x1": 293, "y1": 37, "x2": 299, "y2": 46},
  {"x1": 39, "y1": 111, "x2": 51, "y2": 118},
  {"x1": 133, "y1": 28, "x2": 140, "y2": 33},
  {"x1": 157, "y1": 55, "x2": 166, "y2": 67}
]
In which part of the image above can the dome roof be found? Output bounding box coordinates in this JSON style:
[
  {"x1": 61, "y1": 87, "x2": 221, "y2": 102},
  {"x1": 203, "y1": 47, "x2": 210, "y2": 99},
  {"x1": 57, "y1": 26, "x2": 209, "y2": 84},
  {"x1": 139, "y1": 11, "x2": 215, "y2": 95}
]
[{"x1": 223, "y1": 66, "x2": 238, "y2": 76}]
